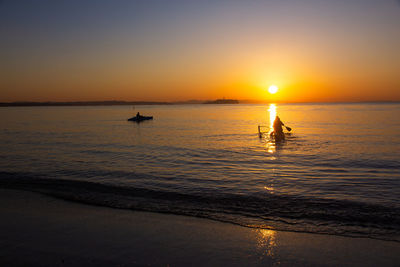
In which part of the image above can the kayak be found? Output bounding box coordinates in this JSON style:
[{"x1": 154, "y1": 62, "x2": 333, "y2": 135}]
[
  {"x1": 128, "y1": 116, "x2": 153, "y2": 122},
  {"x1": 270, "y1": 131, "x2": 285, "y2": 142}
]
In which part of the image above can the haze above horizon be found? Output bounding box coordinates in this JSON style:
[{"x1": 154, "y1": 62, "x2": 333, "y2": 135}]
[{"x1": 1, "y1": 0, "x2": 399, "y2": 103}]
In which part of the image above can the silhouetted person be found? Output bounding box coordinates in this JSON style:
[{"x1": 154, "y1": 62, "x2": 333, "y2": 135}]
[
  {"x1": 136, "y1": 112, "x2": 141, "y2": 119},
  {"x1": 272, "y1": 116, "x2": 285, "y2": 140}
]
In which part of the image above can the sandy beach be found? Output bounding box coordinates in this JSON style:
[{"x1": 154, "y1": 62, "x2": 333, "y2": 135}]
[{"x1": 0, "y1": 188, "x2": 399, "y2": 266}]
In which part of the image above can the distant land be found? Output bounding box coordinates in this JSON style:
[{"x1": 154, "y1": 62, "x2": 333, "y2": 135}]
[
  {"x1": 0, "y1": 101, "x2": 172, "y2": 107},
  {"x1": 0, "y1": 99, "x2": 240, "y2": 107},
  {"x1": 204, "y1": 99, "x2": 239, "y2": 104},
  {"x1": 0, "y1": 99, "x2": 399, "y2": 107}
]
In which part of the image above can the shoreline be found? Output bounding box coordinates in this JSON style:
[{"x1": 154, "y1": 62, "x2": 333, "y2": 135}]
[
  {"x1": 1, "y1": 188, "x2": 399, "y2": 266},
  {"x1": 1, "y1": 173, "x2": 398, "y2": 243}
]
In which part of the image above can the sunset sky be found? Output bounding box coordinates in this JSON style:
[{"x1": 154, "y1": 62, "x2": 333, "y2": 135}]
[{"x1": 1, "y1": 0, "x2": 399, "y2": 103}]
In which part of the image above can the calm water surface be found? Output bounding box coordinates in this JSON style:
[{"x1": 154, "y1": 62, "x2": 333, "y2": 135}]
[{"x1": 1, "y1": 104, "x2": 399, "y2": 241}]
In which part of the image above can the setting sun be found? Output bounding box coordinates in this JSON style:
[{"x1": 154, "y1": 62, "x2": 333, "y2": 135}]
[{"x1": 268, "y1": 85, "x2": 278, "y2": 94}]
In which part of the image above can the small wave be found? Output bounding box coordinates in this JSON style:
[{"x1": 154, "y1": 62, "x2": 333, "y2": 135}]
[
  {"x1": 0, "y1": 171, "x2": 399, "y2": 242},
  {"x1": 287, "y1": 154, "x2": 400, "y2": 170}
]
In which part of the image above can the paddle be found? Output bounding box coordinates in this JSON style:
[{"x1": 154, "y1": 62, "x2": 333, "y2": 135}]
[{"x1": 284, "y1": 125, "x2": 292, "y2": 132}]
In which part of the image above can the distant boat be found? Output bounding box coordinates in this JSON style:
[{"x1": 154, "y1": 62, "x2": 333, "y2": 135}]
[{"x1": 128, "y1": 116, "x2": 153, "y2": 122}]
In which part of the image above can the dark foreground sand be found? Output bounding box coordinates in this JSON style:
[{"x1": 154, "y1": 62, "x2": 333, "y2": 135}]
[{"x1": 0, "y1": 189, "x2": 399, "y2": 266}]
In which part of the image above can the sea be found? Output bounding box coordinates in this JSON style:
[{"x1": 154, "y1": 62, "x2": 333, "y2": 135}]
[{"x1": 1, "y1": 103, "x2": 399, "y2": 242}]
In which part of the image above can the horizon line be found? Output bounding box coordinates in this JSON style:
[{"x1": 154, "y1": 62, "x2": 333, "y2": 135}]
[{"x1": 1, "y1": 99, "x2": 400, "y2": 107}]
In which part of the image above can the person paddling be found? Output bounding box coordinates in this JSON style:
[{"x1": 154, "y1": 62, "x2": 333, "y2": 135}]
[{"x1": 271, "y1": 116, "x2": 286, "y2": 141}]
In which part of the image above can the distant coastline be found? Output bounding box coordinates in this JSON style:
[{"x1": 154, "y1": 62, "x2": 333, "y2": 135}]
[
  {"x1": 0, "y1": 101, "x2": 172, "y2": 107},
  {"x1": 0, "y1": 99, "x2": 399, "y2": 107},
  {"x1": 0, "y1": 99, "x2": 239, "y2": 107},
  {"x1": 204, "y1": 99, "x2": 239, "y2": 104}
]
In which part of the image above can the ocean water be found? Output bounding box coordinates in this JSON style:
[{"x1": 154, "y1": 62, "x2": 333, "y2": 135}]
[{"x1": 1, "y1": 103, "x2": 399, "y2": 241}]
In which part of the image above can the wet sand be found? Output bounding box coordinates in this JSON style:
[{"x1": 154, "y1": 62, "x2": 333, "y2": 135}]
[{"x1": 0, "y1": 189, "x2": 399, "y2": 266}]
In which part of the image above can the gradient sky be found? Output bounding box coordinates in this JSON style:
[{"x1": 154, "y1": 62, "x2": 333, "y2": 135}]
[{"x1": 1, "y1": 0, "x2": 399, "y2": 102}]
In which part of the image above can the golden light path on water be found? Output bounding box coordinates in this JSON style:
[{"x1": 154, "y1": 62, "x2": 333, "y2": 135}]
[
  {"x1": 254, "y1": 229, "x2": 277, "y2": 258},
  {"x1": 268, "y1": 104, "x2": 276, "y2": 131},
  {"x1": 266, "y1": 103, "x2": 277, "y2": 154},
  {"x1": 257, "y1": 106, "x2": 278, "y2": 250}
]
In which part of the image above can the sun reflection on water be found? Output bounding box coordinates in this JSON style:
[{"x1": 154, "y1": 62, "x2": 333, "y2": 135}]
[
  {"x1": 263, "y1": 186, "x2": 274, "y2": 194},
  {"x1": 266, "y1": 143, "x2": 276, "y2": 154},
  {"x1": 255, "y1": 228, "x2": 277, "y2": 258},
  {"x1": 265, "y1": 104, "x2": 277, "y2": 153},
  {"x1": 268, "y1": 104, "x2": 276, "y2": 132}
]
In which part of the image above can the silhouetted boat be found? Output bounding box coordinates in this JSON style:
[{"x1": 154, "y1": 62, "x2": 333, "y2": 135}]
[
  {"x1": 270, "y1": 131, "x2": 285, "y2": 142},
  {"x1": 128, "y1": 116, "x2": 153, "y2": 122}
]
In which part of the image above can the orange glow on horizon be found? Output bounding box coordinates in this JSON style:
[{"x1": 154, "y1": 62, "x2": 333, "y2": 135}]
[
  {"x1": 1, "y1": 1, "x2": 400, "y2": 103},
  {"x1": 1, "y1": 32, "x2": 399, "y2": 103}
]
